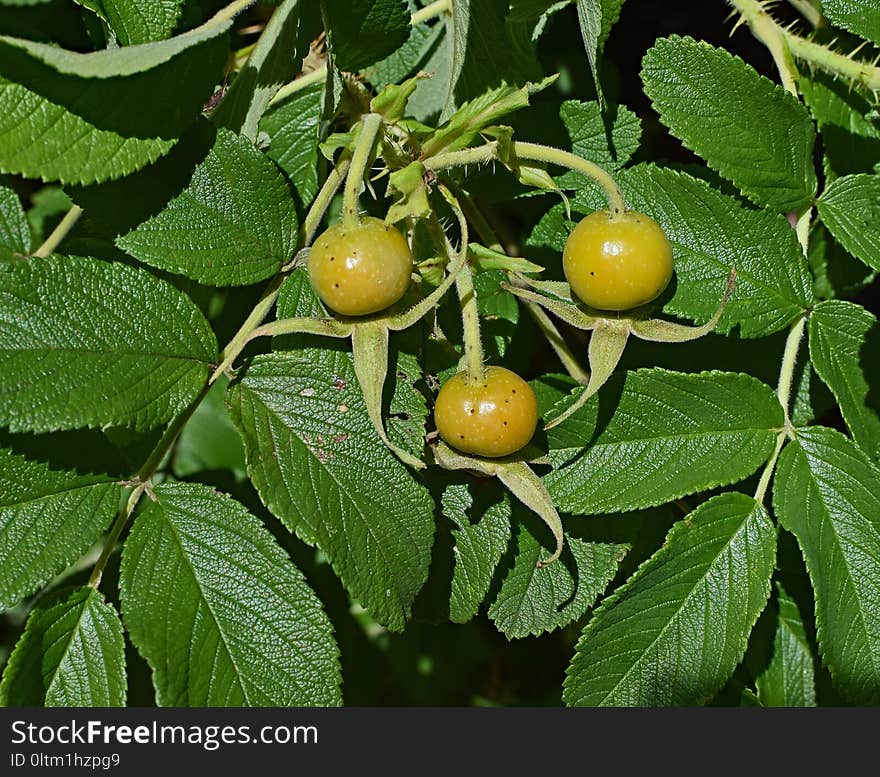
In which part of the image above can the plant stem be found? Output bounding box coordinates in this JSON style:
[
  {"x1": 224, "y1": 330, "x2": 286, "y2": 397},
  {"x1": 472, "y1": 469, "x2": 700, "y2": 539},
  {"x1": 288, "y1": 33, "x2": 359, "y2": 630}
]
[
  {"x1": 425, "y1": 141, "x2": 626, "y2": 217},
  {"x1": 786, "y1": 0, "x2": 823, "y2": 28},
  {"x1": 269, "y1": 65, "x2": 327, "y2": 107},
  {"x1": 455, "y1": 263, "x2": 485, "y2": 383},
  {"x1": 776, "y1": 315, "x2": 807, "y2": 430},
  {"x1": 411, "y1": 0, "x2": 450, "y2": 26},
  {"x1": 32, "y1": 205, "x2": 83, "y2": 258},
  {"x1": 455, "y1": 187, "x2": 591, "y2": 386},
  {"x1": 302, "y1": 155, "x2": 351, "y2": 245},
  {"x1": 342, "y1": 113, "x2": 383, "y2": 228},
  {"x1": 211, "y1": 0, "x2": 255, "y2": 23},
  {"x1": 729, "y1": 0, "x2": 880, "y2": 92},
  {"x1": 754, "y1": 432, "x2": 785, "y2": 504},
  {"x1": 88, "y1": 485, "x2": 143, "y2": 588}
]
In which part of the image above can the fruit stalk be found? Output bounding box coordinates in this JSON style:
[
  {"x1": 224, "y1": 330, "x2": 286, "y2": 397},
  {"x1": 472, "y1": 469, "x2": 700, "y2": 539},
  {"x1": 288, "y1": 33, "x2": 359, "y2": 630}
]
[{"x1": 342, "y1": 113, "x2": 384, "y2": 229}]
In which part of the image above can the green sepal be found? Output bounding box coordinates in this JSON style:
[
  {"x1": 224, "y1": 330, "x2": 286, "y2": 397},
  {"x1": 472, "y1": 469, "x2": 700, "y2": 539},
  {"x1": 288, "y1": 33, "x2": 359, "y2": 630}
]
[
  {"x1": 432, "y1": 442, "x2": 564, "y2": 566},
  {"x1": 468, "y1": 243, "x2": 544, "y2": 275},
  {"x1": 386, "y1": 161, "x2": 431, "y2": 223}
]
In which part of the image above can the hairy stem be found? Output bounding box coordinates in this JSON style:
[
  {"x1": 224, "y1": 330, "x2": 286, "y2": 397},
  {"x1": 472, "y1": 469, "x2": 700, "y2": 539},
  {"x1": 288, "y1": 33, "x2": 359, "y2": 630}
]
[
  {"x1": 342, "y1": 113, "x2": 383, "y2": 228},
  {"x1": 425, "y1": 141, "x2": 626, "y2": 216},
  {"x1": 32, "y1": 205, "x2": 83, "y2": 258},
  {"x1": 777, "y1": 315, "x2": 807, "y2": 431},
  {"x1": 411, "y1": 0, "x2": 450, "y2": 26},
  {"x1": 269, "y1": 65, "x2": 327, "y2": 106},
  {"x1": 456, "y1": 263, "x2": 485, "y2": 383},
  {"x1": 728, "y1": 0, "x2": 799, "y2": 93},
  {"x1": 786, "y1": 0, "x2": 823, "y2": 28},
  {"x1": 302, "y1": 155, "x2": 351, "y2": 246},
  {"x1": 88, "y1": 485, "x2": 143, "y2": 588},
  {"x1": 212, "y1": 0, "x2": 256, "y2": 23},
  {"x1": 754, "y1": 432, "x2": 786, "y2": 504}
]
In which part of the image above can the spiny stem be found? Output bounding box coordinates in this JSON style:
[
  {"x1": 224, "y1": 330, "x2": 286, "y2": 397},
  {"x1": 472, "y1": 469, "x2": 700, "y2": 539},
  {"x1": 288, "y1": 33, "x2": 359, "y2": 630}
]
[
  {"x1": 411, "y1": 0, "x2": 450, "y2": 26},
  {"x1": 786, "y1": 0, "x2": 823, "y2": 28},
  {"x1": 342, "y1": 113, "x2": 384, "y2": 229},
  {"x1": 777, "y1": 315, "x2": 807, "y2": 431},
  {"x1": 32, "y1": 205, "x2": 83, "y2": 258},
  {"x1": 424, "y1": 141, "x2": 626, "y2": 217},
  {"x1": 729, "y1": 0, "x2": 880, "y2": 92}
]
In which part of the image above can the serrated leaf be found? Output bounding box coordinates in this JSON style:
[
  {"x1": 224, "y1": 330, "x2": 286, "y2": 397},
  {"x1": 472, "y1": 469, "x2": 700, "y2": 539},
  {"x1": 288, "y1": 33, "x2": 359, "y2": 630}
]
[
  {"x1": 87, "y1": 125, "x2": 298, "y2": 286},
  {"x1": 364, "y1": 0, "x2": 441, "y2": 88},
  {"x1": 0, "y1": 15, "x2": 231, "y2": 184},
  {"x1": 555, "y1": 100, "x2": 641, "y2": 187},
  {"x1": 817, "y1": 173, "x2": 880, "y2": 273},
  {"x1": 773, "y1": 426, "x2": 880, "y2": 704},
  {"x1": 323, "y1": 0, "x2": 410, "y2": 72},
  {"x1": 489, "y1": 518, "x2": 625, "y2": 639},
  {"x1": 0, "y1": 449, "x2": 118, "y2": 610},
  {"x1": 563, "y1": 493, "x2": 776, "y2": 706},
  {"x1": 260, "y1": 80, "x2": 324, "y2": 210},
  {"x1": 800, "y1": 73, "x2": 880, "y2": 179},
  {"x1": 444, "y1": 0, "x2": 540, "y2": 116},
  {"x1": 442, "y1": 483, "x2": 512, "y2": 623},
  {"x1": 228, "y1": 351, "x2": 435, "y2": 631},
  {"x1": 544, "y1": 369, "x2": 783, "y2": 515},
  {"x1": 822, "y1": 0, "x2": 880, "y2": 46},
  {"x1": 809, "y1": 300, "x2": 880, "y2": 458},
  {"x1": 0, "y1": 179, "x2": 29, "y2": 260},
  {"x1": 213, "y1": 0, "x2": 315, "y2": 140},
  {"x1": 642, "y1": 36, "x2": 817, "y2": 211},
  {"x1": 0, "y1": 255, "x2": 217, "y2": 432},
  {"x1": 120, "y1": 481, "x2": 341, "y2": 706},
  {"x1": 575, "y1": 0, "x2": 623, "y2": 109},
  {"x1": 0, "y1": 587, "x2": 126, "y2": 706},
  {"x1": 80, "y1": 0, "x2": 185, "y2": 45},
  {"x1": 542, "y1": 164, "x2": 813, "y2": 337},
  {"x1": 756, "y1": 583, "x2": 816, "y2": 707},
  {"x1": 807, "y1": 222, "x2": 875, "y2": 301}
]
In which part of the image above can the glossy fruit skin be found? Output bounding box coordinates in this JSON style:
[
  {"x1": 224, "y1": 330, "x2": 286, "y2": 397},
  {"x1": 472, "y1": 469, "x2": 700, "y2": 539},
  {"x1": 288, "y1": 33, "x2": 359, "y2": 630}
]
[
  {"x1": 562, "y1": 209, "x2": 673, "y2": 311},
  {"x1": 309, "y1": 217, "x2": 414, "y2": 316},
  {"x1": 434, "y1": 366, "x2": 539, "y2": 458}
]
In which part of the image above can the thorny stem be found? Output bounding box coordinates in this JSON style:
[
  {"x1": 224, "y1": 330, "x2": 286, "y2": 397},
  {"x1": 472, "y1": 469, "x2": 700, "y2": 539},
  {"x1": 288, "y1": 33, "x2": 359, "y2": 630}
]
[
  {"x1": 32, "y1": 205, "x2": 83, "y2": 258},
  {"x1": 729, "y1": 0, "x2": 880, "y2": 92},
  {"x1": 425, "y1": 141, "x2": 626, "y2": 217},
  {"x1": 785, "y1": 0, "x2": 823, "y2": 28},
  {"x1": 342, "y1": 113, "x2": 383, "y2": 228}
]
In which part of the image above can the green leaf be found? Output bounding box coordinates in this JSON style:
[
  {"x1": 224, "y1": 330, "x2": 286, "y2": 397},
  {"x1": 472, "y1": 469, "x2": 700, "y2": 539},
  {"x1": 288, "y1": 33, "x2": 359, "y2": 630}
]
[
  {"x1": 575, "y1": 0, "x2": 624, "y2": 108},
  {"x1": 442, "y1": 483, "x2": 512, "y2": 624},
  {"x1": 807, "y1": 222, "x2": 875, "y2": 301},
  {"x1": 213, "y1": 0, "x2": 315, "y2": 140},
  {"x1": 0, "y1": 587, "x2": 126, "y2": 706},
  {"x1": 445, "y1": 0, "x2": 540, "y2": 115},
  {"x1": 555, "y1": 100, "x2": 641, "y2": 187},
  {"x1": 809, "y1": 300, "x2": 880, "y2": 458},
  {"x1": 489, "y1": 518, "x2": 625, "y2": 639},
  {"x1": 821, "y1": 0, "x2": 880, "y2": 46},
  {"x1": 120, "y1": 481, "x2": 341, "y2": 706},
  {"x1": 642, "y1": 36, "x2": 817, "y2": 211},
  {"x1": 800, "y1": 73, "x2": 880, "y2": 180},
  {"x1": 260, "y1": 80, "x2": 324, "y2": 210},
  {"x1": 228, "y1": 351, "x2": 435, "y2": 631},
  {"x1": 82, "y1": 124, "x2": 298, "y2": 286},
  {"x1": 0, "y1": 255, "x2": 217, "y2": 432},
  {"x1": 0, "y1": 179, "x2": 29, "y2": 260},
  {"x1": 543, "y1": 164, "x2": 813, "y2": 337},
  {"x1": 172, "y1": 377, "x2": 246, "y2": 480},
  {"x1": 773, "y1": 426, "x2": 880, "y2": 704},
  {"x1": 26, "y1": 186, "x2": 71, "y2": 246},
  {"x1": 0, "y1": 14, "x2": 231, "y2": 184},
  {"x1": 80, "y1": 0, "x2": 185, "y2": 45},
  {"x1": 322, "y1": 0, "x2": 410, "y2": 72},
  {"x1": 756, "y1": 583, "x2": 817, "y2": 707},
  {"x1": 0, "y1": 449, "x2": 118, "y2": 610},
  {"x1": 817, "y1": 174, "x2": 880, "y2": 273},
  {"x1": 544, "y1": 369, "x2": 783, "y2": 515},
  {"x1": 563, "y1": 493, "x2": 776, "y2": 706},
  {"x1": 363, "y1": 0, "x2": 441, "y2": 88}
]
